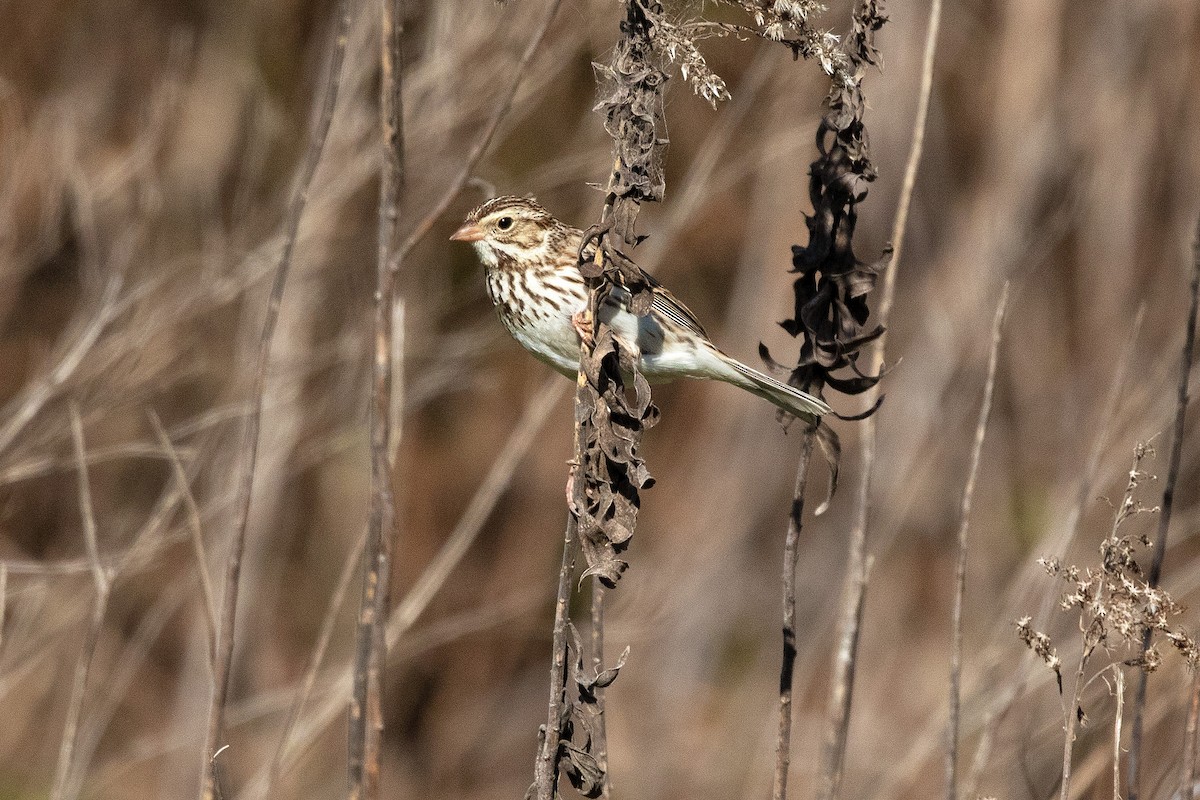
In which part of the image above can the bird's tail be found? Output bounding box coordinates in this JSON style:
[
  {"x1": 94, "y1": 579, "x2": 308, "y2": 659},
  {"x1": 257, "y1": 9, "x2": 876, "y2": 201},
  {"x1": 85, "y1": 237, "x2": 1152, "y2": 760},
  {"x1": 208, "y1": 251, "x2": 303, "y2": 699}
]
[{"x1": 714, "y1": 351, "x2": 830, "y2": 421}]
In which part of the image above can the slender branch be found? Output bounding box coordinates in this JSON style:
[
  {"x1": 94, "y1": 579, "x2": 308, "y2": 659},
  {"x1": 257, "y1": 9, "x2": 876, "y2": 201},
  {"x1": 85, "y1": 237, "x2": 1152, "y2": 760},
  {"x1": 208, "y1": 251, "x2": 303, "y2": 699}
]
[
  {"x1": 817, "y1": 2, "x2": 941, "y2": 796},
  {"x1": 269, "y1": 527, "x2": 367, "y2": 799},
  {"x1": 1183, "y1": 670, "x2": 1200, "y2": 800},
  {"x1": 148, "y1": 411, "x2": 218, "y2": 665},
  {"x1": 947, "y1": 283, "x2": 1009, "y2": 800},
  {"x1": 878, "y1": 0, "x2": 941, "y2": 326},
  {"x1": 773, "y1": 426, "x2": 817, "y2": 800},
  {"x1": 534, "y1": 426, "x2": 582, "y2": 800},
  {"x1": 348, "y1": 0, "x2": 406, "y2": 796},
  {"x1": 592, "y1": 580, "x2": 610, "y2": 800},
  {"x1": 50, "y1": 405, "x2": 112, "y2": 800},
  {"x1": 393, "y1": 0, "x2": 564, "y2": 264},
  {"x1": 1113, "y1": 666, "x2": 1125, "y2": 800},
  {"x1": 1128, "y1": 216, "x2": 1200, "y2": 800},
  {"x1": 200, "y1": 3, "x2": 353, "y2": 797},
  {"x1": 0, "y1": 563, "x2": 6, "y2": 660},
  {"x1": 819, "y1": 554, "x2": 874, "y2": 800}
]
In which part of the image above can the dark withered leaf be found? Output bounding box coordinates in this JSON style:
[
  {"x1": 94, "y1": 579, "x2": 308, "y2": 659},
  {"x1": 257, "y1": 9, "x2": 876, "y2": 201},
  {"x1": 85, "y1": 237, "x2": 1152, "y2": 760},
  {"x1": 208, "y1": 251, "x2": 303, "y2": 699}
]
[
  {"x1": 832, "y1": 393, "x2": 885, "y2": 421},
  {"x1": 769, "y1": 2, "x2": 890, "y2": 453},
  {"x1": 824, "y1": 373, "x2": 881, "y2": 396},
  {"x1": 562, "y1": 743, "x2": 605, "y2": 798}
]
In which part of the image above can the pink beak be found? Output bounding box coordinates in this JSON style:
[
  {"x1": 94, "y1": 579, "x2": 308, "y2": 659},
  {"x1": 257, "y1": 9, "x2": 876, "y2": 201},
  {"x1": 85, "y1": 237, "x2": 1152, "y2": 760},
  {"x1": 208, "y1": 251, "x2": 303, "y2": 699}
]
[{"x1": 449, "y1": 222, "x2": 485, "y2": 243}]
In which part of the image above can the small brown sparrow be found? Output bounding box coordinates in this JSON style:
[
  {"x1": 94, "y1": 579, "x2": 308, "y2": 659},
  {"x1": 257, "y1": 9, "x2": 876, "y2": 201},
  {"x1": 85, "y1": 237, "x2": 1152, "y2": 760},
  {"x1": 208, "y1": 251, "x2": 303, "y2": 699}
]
[{"x1": 451, "y1": 196, "x2": 830, "y2": 421}]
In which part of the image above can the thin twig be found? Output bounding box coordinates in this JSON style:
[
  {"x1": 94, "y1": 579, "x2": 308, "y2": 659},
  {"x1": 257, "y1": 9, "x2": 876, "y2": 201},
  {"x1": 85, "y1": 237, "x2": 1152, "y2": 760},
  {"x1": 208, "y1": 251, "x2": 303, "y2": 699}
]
[
  {"x1": 819, "y1": 554, "x2": 874, "y2": 800},
  {"x1": 947, "y1": 284, "x2": 1009, "y2": 800},
  {"x1": 393, "y1": 0, "x2": 565, "y2": 265},
  {"x1": 592, "y1": 580, "x2": 610, "y2": 800},
  {"x1": 0, "y1": 563, "x2": 7, "y2": 660},
  {"x1": 348, "y1": 0, "x2": 405, "y2": 796},
  {"x1": 534, "y1": 428, "x2": 582, "y2": 800},
  {"x1": 816, "y1": 2, "x2": 941, "y2": 797},
  {"x1": 50, "y1": 406, "x2": 112, "y2": 800},
  {"x1": 148, "y1": 411, "x2": 217, "y2": 665},
  {"x1": 200, "y1": 3, "x2": 353, "y2": 797},
  {"x1": 1128, "y1": 217, "x2": 1200, "y2": 800},
  {"x1": 773, "y1": 426, "x2": 817, "y2": 800},
  {"x1": 268, "y1": 527, "x2": 368, "y2": 799},
  {"x1": 1114, "y1": 666, "x2": 1125, "y2": 800},
  {"x1": 1183, "y1": 670, "x2": 1200, "y2": 800}
]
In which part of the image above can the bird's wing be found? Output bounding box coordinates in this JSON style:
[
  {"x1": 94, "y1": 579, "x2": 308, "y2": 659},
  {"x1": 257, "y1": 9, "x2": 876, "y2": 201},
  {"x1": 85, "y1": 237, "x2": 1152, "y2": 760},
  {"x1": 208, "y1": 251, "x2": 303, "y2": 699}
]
[
  {"x1": 646, "y1": 275, "x2": 710, "y2": 339},
  {"x1": 576, "y1": 230, "x2": 710, "y2": 339}
]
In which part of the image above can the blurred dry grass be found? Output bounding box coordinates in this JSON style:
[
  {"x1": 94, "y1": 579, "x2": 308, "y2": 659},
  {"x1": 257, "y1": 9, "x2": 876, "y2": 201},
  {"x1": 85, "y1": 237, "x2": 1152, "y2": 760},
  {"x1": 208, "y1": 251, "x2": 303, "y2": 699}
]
[{"x1": 1, "y1": 0, "x2": 1199, "y2": 798}]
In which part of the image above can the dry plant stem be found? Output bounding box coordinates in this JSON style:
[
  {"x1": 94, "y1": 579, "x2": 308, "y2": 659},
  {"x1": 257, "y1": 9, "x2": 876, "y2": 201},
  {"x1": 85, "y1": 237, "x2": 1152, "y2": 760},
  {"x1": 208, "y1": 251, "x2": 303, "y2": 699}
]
[
  {"x1": 0, "y1": 564, "x2": 6, "y2": 659},
  {"x1": 1128, "y1": 218, "x2": 1200, "y2": 800},
  {"x1": 819, "y1": 553, "x2": 874, "y2": 800},
  {"x1": 534, "y1": 398, "x2": 584, "y2": 800},
  {"x1": 148, "y1": 411, "x2": 217, "y2": 664},
  {"x1": 1183, "y1": 670, "x2": 1200, "y2": 800},
  {"x1": 592, "y1": 580, "x2": 610, "y2": 799},
  {"x1": 947, "y1": 283, "x2": 1010, "y2": 800},
  {"x1": 1114, "y1": 667, "x2": 1125, "y2": 800},
  {"x1": 268, "y1": 526, "x2": 368, "y2": 799},
  {"x1": 817, "y1": 4, "x2": 941, "y2": 797},
  {"x1": 773, "y1": 426, "x2": 817, "y2": 800},
  {"x1": 200, "y1": 4, "x2": 353, "y2": 798},
  {"x1": 50, "y1": 406, "x2": 112, "y2": 800},
  {"x1": 393, "y1": 0, "x2": 564, "y2": 264},
  {"x1": 348, "y1": 0, "x2": 405, "y2": 796}
]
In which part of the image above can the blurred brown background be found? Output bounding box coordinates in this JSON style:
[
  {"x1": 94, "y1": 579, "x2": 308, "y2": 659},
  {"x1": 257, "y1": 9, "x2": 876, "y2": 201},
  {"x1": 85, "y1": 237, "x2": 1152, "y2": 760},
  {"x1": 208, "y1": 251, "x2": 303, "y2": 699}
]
[{"x1": 1, "y1": 0, "x2": 1199, "y2": 798}]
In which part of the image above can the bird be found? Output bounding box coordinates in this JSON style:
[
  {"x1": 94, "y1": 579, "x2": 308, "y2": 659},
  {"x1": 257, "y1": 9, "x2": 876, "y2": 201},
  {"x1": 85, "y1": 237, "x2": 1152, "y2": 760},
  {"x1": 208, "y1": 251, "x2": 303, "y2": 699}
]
[{"x1": 450, "y1": 195, "x2": 830, "y2": 421}]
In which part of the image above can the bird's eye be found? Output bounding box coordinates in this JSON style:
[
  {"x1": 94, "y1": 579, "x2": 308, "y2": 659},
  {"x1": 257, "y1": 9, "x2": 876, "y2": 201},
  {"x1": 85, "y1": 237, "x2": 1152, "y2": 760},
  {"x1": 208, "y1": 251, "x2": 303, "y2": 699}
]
[{"x1": 497, "y1": 216, "x2": 514, "y2": 231}]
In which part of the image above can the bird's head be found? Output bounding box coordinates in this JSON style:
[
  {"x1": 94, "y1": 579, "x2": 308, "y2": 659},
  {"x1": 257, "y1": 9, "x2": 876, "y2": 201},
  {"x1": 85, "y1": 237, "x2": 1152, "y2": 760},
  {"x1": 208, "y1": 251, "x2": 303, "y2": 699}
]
[{"x1": 450, "y1": 196, "x2": 560, "y2": 268}]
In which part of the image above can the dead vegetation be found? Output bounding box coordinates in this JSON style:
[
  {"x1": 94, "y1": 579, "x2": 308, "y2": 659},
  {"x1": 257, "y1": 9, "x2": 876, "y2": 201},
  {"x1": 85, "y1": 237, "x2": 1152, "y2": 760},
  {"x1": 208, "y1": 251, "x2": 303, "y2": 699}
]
[{"x1": 0, "y1": 1, "x2": 1198, "y2": 799}]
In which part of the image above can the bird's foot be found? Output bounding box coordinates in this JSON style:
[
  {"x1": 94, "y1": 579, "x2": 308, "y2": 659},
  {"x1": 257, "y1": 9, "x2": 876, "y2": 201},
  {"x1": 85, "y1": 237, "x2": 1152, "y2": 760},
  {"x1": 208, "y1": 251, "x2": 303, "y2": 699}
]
[{"x1": 572, "y1": 308, "x2": 594, "y2": 349}]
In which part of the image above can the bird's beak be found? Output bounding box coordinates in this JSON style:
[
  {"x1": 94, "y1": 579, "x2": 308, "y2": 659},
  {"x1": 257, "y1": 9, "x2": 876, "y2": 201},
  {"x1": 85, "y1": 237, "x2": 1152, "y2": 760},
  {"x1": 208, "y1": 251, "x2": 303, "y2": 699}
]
[{"x1": 449, "y1": 222, "x2": 485, "y2": 243}]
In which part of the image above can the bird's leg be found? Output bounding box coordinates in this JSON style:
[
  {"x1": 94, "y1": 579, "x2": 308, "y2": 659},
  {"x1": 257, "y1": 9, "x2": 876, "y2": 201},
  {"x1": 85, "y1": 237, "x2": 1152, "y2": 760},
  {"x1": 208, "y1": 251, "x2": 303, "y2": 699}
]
[{"x1": 572, "y1": 308, "x2": 594, "y2": 348}]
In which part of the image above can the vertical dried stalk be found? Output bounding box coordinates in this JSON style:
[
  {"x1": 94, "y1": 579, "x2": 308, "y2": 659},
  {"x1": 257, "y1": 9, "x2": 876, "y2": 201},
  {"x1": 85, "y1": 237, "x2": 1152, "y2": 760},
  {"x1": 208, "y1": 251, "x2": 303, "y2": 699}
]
[
  {"x1": 1113, "y1": 667, "x2": 1125, "y2": 800},
  {"x1": 534, "y1": 2, "x2": 665, "y2": 795},
  {"x1": 267, "y1": 527, "x2": 367, "y2": 799},
  {"x1": 0, "y1": 563, "x2": 6, "y2": 659},
  {"x1": 947, "y1": 283, "x2": 1009, "y2": 800},
  {"x1": 592, "y1": 581, "x2": 610, "y2": 799},
  {"x1": 1127, "y1": 217, "x2": 1200, "y2": 800},
  {"x1": 200, "y1": 4, "x2": 352, "y2": 798},
  {"x1": 348, "y1": 0, "x2": 405, "y2": 797},
  {"x1": 1183, "y1": 670, "x2": 1200, "y2": 800},
  {"x1": 50, "y1": 406, "x2": 111, "y2": 800},
  {"x1": 815, "y1": 1, "x2": 938, "y2": 796},
  {"x1": 773, "y1": 427, "x2": 816, "y2": 800},
  {"x1": 533, "y1": 458, "x2": 581, "y2": 800}
]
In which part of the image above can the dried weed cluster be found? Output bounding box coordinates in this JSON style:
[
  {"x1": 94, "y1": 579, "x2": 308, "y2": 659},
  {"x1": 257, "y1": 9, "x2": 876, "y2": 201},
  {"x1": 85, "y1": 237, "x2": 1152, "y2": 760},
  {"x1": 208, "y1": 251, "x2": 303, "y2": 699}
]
[
  {"x1": 1, "y1": 1, "x2": 1199, "y2": 799},
  {"x1": 1021, "y1": 445, "x2": 1198, "y2": 683}
]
